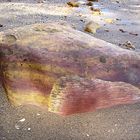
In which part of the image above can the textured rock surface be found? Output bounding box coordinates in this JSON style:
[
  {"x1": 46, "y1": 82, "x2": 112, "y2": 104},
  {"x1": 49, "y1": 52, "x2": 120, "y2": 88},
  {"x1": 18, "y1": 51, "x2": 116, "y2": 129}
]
[{"x1": 0, "y1": 23, "x2": 140, "y2": 115}]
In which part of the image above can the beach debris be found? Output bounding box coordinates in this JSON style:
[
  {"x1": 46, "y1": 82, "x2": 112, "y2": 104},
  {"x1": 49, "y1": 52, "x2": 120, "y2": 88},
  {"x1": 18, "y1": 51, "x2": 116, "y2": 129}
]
[
  {"x1": 77, "y1": 1, "x2": 86, "y2": 5},
  {"x1": 116, "y1": 18, "x2": 121, "y2": 21},
  {"x1": 129, "y1": 32, "x2": 138, "y2": 36},
  {"x1": 104, "y1": 18, "x2": 114, "y2": 24},
  {"x1": 19, "y1": 118, "x2": 25, "y2": 122},
  {"x1": 119, "y1": 29, "x2": 127, "y2": 33},
  {"x1": 0, "y1": 24, "x2": 3, "y2": 27},
  {"x1": 37, "y1": 113, "x2": 41, "y2": 116},
  {"x1": 67, "y1": 1, "x2": 79, "y2": 7},
  {"x1": 115, "y1": 124, "x2": 117, "y2": 127},
  {"x1": 2, "y1": 34, "x2": 17, "y2": 45},
  {"x1": 27, "y1": 128, "x2": 31, "y2": 131},
  {"x1": 91, "y1": 8, "x2": 101, "y2": 15},
  {"x1": 121, "y1": 41, "x2": 135, "y2": 50},
  {"x1": 104, "y1": 29, "x2": 109, "y2": 32},
  {"x1": 86, "y1": 134, "x2": 90, "y2": 137},
  {"x1": 90, "y1": 7, "x2": 100, "y2": 12},
  {"x1": 84, "y1": 21, "x2": 100, "y2": 33},
  {"x1": 15, "y1": 124, "x2": 20, "y2": 130},
  {"x1": 86, "y1": 1, "x2": 93, "y2": 6}
]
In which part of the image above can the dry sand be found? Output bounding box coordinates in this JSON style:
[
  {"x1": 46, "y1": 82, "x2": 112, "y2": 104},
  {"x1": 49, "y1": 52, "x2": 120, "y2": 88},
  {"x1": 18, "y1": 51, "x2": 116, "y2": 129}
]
[{"x1": 0, "y1": 0, "x2": 140, "y2": 140}]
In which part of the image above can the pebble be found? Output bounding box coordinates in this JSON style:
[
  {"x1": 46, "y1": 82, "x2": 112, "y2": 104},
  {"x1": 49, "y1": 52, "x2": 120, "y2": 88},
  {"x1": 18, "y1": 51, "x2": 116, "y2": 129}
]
[
  {"x1": 115, "y1": 124, "x2": 117, "y2": 127},
  {"x1": 67, "y1": 1, "x2": 79, "y2": 7},
  {"x1": 122, "y1": 41, "x2": 135, "y2": 50},
  {"x1": 0, "y1": 24, "x2": 3, "y2": 27},
  {"x1": 19, "y1": 118, "x2": 25, "y2": 122},
  {"x1": 86, "y1": 133, "x2": 90, "y2": 137},
  {"x1": 27, "y1": 128, "x2": 31, "y2": 131},
  {"x1": 15, "y1": 124, "x2": 20, "y2": 130},
  {"x1": 84, "y1": 21, "x2": 100, "y2": 34},
  {"x1": 37, "y1": 113, "x2": 40, "y2": 116}
]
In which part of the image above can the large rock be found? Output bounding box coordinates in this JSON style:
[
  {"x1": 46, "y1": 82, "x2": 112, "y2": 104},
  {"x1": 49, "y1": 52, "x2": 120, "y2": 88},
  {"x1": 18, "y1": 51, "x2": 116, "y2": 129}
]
[{"x1": 0, "y1": 23, "x2": 140, "y2": 115}]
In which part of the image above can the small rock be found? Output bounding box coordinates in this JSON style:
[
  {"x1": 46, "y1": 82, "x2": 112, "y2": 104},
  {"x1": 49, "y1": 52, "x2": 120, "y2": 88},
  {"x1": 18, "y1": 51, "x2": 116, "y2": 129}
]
[
  {"x1": 86, "y1": 2, "x2": 93, "y2": 6},
  {"x1": 37, "y1": 113, "x2": 40, "y2": 116},
  {"x1": 67, "y1": 1, "x2": 79, "y2": 7},
  {"x1": 119, "y1": 29, "x2": 126, "y2": 33},
  {"x1": 2, "y1": 34, "x2": 17, "y2": 45},
  {"x1": 86, "y1": 133, "x2": 90, "y2": 137},
  {"x1": 104, "y1": 18, "x2": 114, "y2": 24},
  {"x1": 27, "y1": 128, "x2": 31, "y2": 131},
  {"x1": 122, "y1": 41, "x2": 135, "y2": 50},
  {"x1": 90, "y1": 7, "x2": 100, "y2": 12},
  {"x1": 77, "y1": 1, "x2": 86, "y2": 5},
  {"x1": 90, "y1": 7, "x2": 101, "y2": 15},
  {"x1": 19, "y1": 118, "x2": 25, "y2": 122},
  {"x1": 0, "y1": 24, "x2": 3, "y2": 27},
  {"x1": 105, "y1": 29, "x2": 109, "y2": 32},
  {"x1": 85, "y1": 21, "x2": 100, "y2": 34},
  {"x1": 116, "y1": 18, "x2": 121, "y2": 21},
  {"x1": 15, "y1": 124, "x2": 20, "y2": 130},
  {"x1": 129, "y1": 32, "x2": 138, "y2": 36}
]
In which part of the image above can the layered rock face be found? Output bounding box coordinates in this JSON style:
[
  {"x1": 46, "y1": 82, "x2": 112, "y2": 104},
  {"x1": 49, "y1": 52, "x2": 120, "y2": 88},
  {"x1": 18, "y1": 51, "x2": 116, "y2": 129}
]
[{"x1": 0, "y1": 23, "x2": 140, "y2": 115}]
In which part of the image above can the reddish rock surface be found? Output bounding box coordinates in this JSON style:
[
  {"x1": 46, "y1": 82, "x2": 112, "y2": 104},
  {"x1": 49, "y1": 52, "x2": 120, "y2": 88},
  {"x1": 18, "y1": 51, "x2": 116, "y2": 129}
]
[{"x1": 0, "y1": 23, "x2": 140, "y2": 115}]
